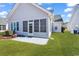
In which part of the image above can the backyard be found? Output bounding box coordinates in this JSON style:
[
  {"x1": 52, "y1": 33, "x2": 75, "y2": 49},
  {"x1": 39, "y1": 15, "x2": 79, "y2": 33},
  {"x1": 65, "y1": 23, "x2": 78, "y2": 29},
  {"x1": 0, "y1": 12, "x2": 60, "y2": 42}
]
[{"x1": 0, "y1": 32, "x2": 79, "y2": 56}]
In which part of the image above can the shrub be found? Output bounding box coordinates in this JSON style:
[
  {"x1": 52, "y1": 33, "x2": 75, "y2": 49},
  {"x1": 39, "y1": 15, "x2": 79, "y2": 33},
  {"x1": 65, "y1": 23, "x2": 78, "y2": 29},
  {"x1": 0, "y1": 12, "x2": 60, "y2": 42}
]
[
  {"x1": 4, "y1": 30, "x2": 13, "y2": 36},
  {"x1": 4, "y1": 30, "x2": 10, "y2": 36}
]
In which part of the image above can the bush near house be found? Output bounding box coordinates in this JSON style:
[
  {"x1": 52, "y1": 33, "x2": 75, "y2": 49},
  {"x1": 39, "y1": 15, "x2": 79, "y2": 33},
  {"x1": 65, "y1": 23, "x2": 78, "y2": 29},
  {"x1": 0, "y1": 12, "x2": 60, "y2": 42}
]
[
  {"x1": 0, "y1": 30, "x2": 16, "y2": 39},
  {"x1": 4, "y1": 30, "x2": 13, "y2": 36},
  {"x1": 0, "y1": 30, "x2": 13, "y2": 36}
]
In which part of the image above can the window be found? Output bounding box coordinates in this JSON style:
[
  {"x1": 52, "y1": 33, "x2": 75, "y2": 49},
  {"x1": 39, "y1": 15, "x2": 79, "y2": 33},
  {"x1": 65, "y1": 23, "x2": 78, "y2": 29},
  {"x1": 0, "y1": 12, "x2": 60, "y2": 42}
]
[
  {"x1": 3, "y1": 25, "x2": 6, "y2": 30},
  {"x1": 17, "y1": 22, "x2": 19, "y2": 31},
  {"x1": 40, "y1": 19, "x2": 46, "y2": 32},
  {"x1": 34, "y1": 20, "x2": 39, "y2": 32},
  {"x1": 23, "y1": 21, "x2": 28, "y2": 32},
  {"x1": 11, "y1": 22, "x2": 13, "y2": 31},
  {"x1": 29, "y1": 23, "x2": 33, "y2": 33},
  {"x1": 11, "y1": 22, "x2": 16, "y2": 31},
  {"x1": 0, "y1": 25, "x2": 1, "y2": 30},
  {"x1": 0, "y1": 25, "x2": 6, "y2": 30},
  {"x1": 55, "y1": 26, "x2": 57, "y2": 30},
  {"x1": 14, "y1": 22, "x2": 16, "y2": 31},
  {"x1": 29, "y1": 20, "x2": 33, "y2": 22}
]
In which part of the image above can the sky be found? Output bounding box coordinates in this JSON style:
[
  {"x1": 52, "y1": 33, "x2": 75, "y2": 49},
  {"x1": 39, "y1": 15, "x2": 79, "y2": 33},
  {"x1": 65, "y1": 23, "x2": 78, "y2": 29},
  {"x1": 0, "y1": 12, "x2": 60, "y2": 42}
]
[
  {"x1": 0, "y1": 3, "x2": 77, "y2": 22},
  {"x1": 0, "y1": 3, "x2": 15, "y2": 18},
  {"x1": 38, "y1": 3, "x2": 77, "y2": 22}
]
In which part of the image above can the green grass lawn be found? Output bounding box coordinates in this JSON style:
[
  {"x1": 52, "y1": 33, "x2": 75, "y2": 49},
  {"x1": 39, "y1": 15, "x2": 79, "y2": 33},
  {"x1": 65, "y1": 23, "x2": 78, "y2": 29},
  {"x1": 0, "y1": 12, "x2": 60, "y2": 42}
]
[{"x1": 0, "y1": 32, "x2": 79, "y2": 56}]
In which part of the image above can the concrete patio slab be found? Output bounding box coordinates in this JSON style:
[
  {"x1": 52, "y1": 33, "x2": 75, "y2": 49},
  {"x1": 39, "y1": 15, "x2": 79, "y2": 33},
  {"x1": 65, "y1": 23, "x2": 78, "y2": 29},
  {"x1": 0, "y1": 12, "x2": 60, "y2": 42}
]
[{"x1": 12, "y1": 37, "x2": 49, "y2": 45}]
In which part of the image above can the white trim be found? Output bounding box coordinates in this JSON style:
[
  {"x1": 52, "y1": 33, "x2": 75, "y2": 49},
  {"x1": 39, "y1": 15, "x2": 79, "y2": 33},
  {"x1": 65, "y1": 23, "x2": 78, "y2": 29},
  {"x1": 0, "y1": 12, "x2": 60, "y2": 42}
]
[{"x1": 39, "y1": 19, "x2": 40, "y2": 32}]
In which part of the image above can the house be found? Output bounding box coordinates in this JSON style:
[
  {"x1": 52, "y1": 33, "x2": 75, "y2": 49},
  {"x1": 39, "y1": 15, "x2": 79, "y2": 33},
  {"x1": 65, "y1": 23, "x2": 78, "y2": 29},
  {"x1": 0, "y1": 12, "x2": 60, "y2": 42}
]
[
  {"x1": 68, "y1": 4, "x2": 79, "y2": 34},
  {"x1": 52, "y1": 15, "x2": 63, "y2": 32},
  {"x1": 63, "y1": 22, "x2": 69, "y2": 31},
  {"x1": 6, "y1": 3, "x2": 54, "y2": 38},
  {"x1": 0, "y1": 18, "x2": 8, "y2": 32},
  {"x1": 63, "y1": 22, "x2": 68, "y2": 29}
]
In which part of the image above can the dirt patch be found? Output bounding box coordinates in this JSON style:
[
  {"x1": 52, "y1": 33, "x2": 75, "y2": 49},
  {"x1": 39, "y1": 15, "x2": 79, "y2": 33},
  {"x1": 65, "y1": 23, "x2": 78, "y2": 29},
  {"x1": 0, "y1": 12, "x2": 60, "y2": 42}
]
[{"x1": 0, "y1": 35, "x2": 16, "y2": 40}]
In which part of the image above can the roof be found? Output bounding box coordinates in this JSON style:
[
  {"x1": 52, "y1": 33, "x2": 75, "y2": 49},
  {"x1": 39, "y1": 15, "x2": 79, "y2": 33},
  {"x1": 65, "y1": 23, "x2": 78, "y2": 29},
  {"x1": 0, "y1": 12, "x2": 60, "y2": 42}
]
[
  {"x1": 7, "y1": 3, "x2": 53, "y2": 18},
  {"x1": 54, "y1": 15, "x2": 63, "y2": 22}
]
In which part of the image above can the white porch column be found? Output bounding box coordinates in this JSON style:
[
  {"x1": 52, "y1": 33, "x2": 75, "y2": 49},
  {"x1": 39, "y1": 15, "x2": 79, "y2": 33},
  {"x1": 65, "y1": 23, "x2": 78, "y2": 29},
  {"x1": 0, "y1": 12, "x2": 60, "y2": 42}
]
[
  {"x1": 6, "y1": 23, "x2": 8, "y2": 30},
  {"x1": 39, "y1": 19, "x2": 40, "y2": 32}
]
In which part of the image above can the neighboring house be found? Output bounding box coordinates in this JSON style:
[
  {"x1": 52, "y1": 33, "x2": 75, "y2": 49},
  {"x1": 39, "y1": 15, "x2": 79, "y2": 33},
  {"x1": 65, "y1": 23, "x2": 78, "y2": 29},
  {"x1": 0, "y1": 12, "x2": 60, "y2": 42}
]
[
  {"x1": 63, "y1": 22, "x2": 68, "y2": 29},
  {"x1": 7, "y1": 3, "x2": 54, "y2": 38},
  {"x1": 63, "y1": 22, "x2": 69, "y2": 31},
  {"x1": 68, "y1": 4, "x2": 79, "y2": 34},
  {"x1": 52, "y1": 15, "x2": 63, "y2": 32},
  {"x1": 0, "y1": 18, "x2": 8, "y2": 32}
]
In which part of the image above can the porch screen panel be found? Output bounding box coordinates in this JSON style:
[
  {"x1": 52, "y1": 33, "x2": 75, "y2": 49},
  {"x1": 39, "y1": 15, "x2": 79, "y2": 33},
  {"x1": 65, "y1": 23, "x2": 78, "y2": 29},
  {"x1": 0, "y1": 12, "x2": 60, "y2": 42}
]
[
  {"x1": 34, "y1": 20, "x2": 39, "y2": 32},
  {"x1": 23, "y1": 21, "x2": 28, "y2": 32},
  {"x1": 40, "y1": 19, "x2": 46, "y2": 32}
]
